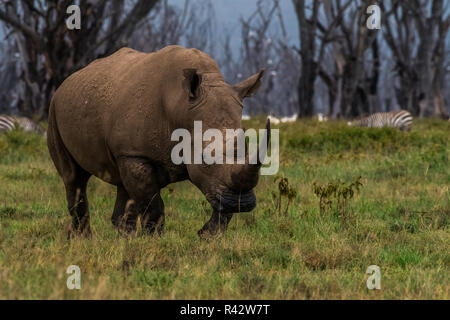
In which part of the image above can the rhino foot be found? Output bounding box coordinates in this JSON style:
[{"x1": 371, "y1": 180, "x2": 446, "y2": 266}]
[
  {"x1": 67, "y1": 225, "x2": 92, "y2": 240},
  {"x1": 198, "y1": 210, "x2": 233, "y2": 239},
  {"x1": 113, "y1": 214, "x2": 165, "y2": 236}
]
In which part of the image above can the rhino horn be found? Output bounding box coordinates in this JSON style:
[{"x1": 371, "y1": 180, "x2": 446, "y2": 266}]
[{"x1": 249, "y1": 118, "x2": 271, "y2": 168}]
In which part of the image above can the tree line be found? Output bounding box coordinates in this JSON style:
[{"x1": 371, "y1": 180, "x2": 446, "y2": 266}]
[{"x1": 0, "y1": 0, "x2": 448, "y2": 119}]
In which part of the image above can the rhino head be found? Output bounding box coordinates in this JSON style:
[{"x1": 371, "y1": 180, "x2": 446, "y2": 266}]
[{"x1": 173, "y1": 68, "x2": 269, "y2": 235}]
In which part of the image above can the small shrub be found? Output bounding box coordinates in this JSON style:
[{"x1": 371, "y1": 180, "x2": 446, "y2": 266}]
[
  {"x1": 312, "y1": 176, "x2": 363, "y2": 228},
  {"x1": 271, "y1": 176, "x2": 297, "y2": 216},
  {"x1": 0, "y1": 206, "x2": 17, "y2": 217}
]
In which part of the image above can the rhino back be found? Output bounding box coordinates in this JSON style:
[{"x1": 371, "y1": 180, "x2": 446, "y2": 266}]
[{"x1": 51, "y1": 46, "x2": 221, "y2": 184}]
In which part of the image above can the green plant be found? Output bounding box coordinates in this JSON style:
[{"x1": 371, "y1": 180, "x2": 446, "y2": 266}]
[
  {"x1": 272, "y1": 176, "x2": 297, "y2": 216},
  {"x1": 312, "y1": 176, "x2": 363, "y2": 227}
]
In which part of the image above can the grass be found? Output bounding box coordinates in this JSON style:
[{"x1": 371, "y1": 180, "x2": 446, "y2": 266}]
[{"x1": 0, "y1": 119, "x2": 448, "y2": 299}]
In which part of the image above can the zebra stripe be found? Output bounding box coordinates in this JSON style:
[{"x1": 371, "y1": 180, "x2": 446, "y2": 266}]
[
  {"x1": 350, "y1": 110, "x2": 413, "y2": 132},
  {"x1": 0, "y1": 114, "x2": 46, "y2": 135},
  {"x1": 0, "y1": 115, "x2": 16, "y2": 133}
]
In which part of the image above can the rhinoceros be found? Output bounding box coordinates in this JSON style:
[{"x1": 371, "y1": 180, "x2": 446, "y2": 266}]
[{"x1": 47, "y1": 46, "x2": 269, "y2": 238}]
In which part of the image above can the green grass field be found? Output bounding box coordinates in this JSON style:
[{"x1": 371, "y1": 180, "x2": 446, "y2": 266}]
[{"x1": 0, "y1": 119, "x2": 448, "y2": 299}]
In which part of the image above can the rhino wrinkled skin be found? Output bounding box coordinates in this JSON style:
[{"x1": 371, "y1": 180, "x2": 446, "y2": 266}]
[{"x1": 47, "y1": 45, "x2": 267, "y2": 238}]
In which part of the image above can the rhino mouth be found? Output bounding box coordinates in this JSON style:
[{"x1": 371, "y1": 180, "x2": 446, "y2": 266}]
[{"x1": 210, "y1": 189, "x2": 256, "y2": 214}]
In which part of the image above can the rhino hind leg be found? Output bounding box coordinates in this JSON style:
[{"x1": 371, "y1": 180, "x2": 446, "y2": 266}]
[
  {"x1": 115, "y1": 158, "x2": 165, "y2": 235},
  {"x1": 47, "y1": 105, "x2": 92, "y2": 238},
  {"x1": 65, "y1": 170, "x2": 92, "y2": 238},
  {"x1": 111, "y1": 184, "x2": 129, "y2": 229},
  {"x1": 140, "y1": 193, "x2": 165, "y2": 235}
]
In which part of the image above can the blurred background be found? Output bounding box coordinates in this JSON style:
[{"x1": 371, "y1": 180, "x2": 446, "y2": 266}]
[{"x1": 0, "y1": 0, "x2": 448, "y2": 119}]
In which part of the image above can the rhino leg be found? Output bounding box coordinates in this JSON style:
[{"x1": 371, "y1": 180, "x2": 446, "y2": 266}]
[
  {"x1": 111, "y1": 184, "x2": 129, "y2": 228},
  {"x1": 140, "y1": 193, "x2": 165, "y2": 235},
  {"x1": 65, "y1": 171, "x2": 92, "y2": 238},
  {"x1": 198, "y1": 211, "x2": 233, "y2": 239},
  {"x1": 115, "y1": 158, "x2": 165, "y2": 235},
  {"x1": 47, "y1": 108, "x2": 92, "y2": 238}
]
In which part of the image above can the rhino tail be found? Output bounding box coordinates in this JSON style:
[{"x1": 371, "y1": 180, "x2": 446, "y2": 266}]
[{"x1": 46, "y1": 99, "x2": 80, "y2": 184}]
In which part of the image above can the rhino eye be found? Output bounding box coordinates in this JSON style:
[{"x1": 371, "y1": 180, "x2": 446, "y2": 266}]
[
  {"x1": 183, "y1": 68, "x2": 202, "y2": 101},
  {"x1": 189, "y1": 73, "x2": 201, "y2": 99}
]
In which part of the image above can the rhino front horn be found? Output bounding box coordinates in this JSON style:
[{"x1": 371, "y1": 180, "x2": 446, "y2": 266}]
[
  {"x1": 265, "y1": 118, "x2": 271, "y2": 149},
  {"x1": 249, "y1": 118, "x2": 271, "y2": 167}
]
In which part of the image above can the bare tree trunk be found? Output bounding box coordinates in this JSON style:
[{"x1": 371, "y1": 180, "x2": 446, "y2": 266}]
[
  {"x1": 293, "y1": 0, "x2": 351, "y2": 118},
  {"x1": 382, "y1": 0, "x2": 448, "y2": 118},
  {"x1": 293, "y1": 0, "x2": 319, "y2": 117}
]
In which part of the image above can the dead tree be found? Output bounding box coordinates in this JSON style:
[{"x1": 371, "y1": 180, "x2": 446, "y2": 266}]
[
  {"x1": 0, "y1": 0, "x2": 159, "y2": 118},
  {"x1": 292, "y1": 0, "x2": 319, "y2": 117},
  {"x1": 292, "y1": 0, "x2": 355, "y2": 118},
  {"x1": 381, "y1": 0, "x2": 449, "y2": 118},
  {"x1": 131, "y1": 0, "x2": 216, "y2": 55},
  {"x1": 226, "y1": 0, "x2": 296, "y2": 116},
  {"x1": 0, "y1": 26, "x2": 21, "y2": 114},
  {"x1": 331, "y1": 0, "x2": 378, "y2": 118}
]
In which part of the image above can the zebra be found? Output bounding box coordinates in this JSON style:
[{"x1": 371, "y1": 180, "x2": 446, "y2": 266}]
[
  {"x1": 0, "y1": 114, "x2": 46, "y2": 136},
  {"x1": 348, "y1": 110, "x2": 413, "y2": 132}
]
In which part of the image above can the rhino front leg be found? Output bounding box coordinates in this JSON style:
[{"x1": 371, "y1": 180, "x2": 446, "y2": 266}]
[
  {"x1": 115, "y1": 158, "x2": 165, "y2": 235},
  {"x1": 198, "y1": 210, "x2": 233, "y2": 239}
]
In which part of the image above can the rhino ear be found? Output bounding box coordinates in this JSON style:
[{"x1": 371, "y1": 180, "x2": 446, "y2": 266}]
[
  {"x1": 183, "y1": 68, "x2": 202, "y2": 101},
  {"x1": 233, "y1": 69, "x2": 265, "y2": 99}
]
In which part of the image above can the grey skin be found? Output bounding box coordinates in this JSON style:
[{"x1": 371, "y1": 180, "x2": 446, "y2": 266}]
[{"x1": 47, "y1": 46, "x2": 269, "y2": 238}]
